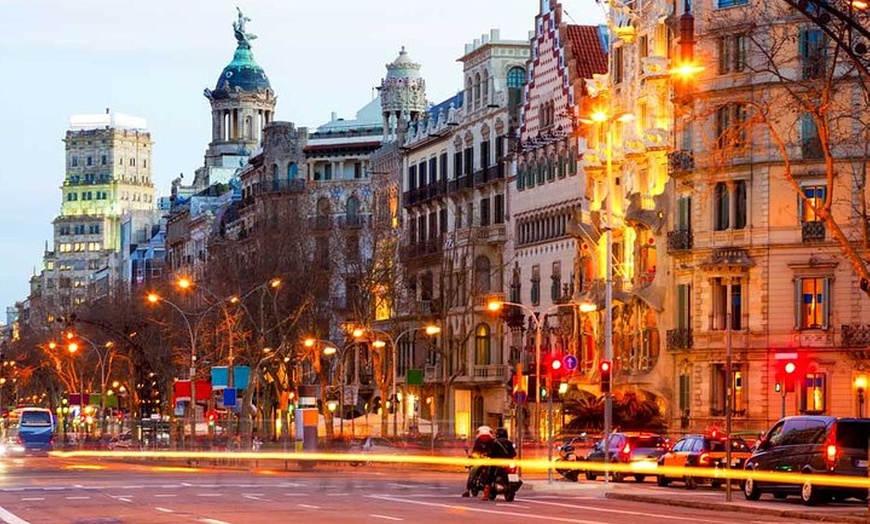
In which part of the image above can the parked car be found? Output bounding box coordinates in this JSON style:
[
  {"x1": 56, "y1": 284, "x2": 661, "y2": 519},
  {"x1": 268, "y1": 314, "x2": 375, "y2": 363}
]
[
  {"x1": 742, "y1": 416, "x2": 870, "y2": 505},
  {"x1": 584, "y1": 432, "x2": 670, "y2": 482},
  {"x1": 657, "y1": 433, "x2": 753, "y2": 488}
]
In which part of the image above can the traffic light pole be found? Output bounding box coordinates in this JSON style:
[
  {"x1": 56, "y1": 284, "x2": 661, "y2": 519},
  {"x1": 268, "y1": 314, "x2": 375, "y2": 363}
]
[{"x1": 547, "y1": 371, "x2": 554, "y2": 484}]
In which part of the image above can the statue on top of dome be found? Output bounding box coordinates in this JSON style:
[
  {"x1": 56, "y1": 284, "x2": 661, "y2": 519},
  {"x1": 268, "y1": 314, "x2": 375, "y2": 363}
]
[{"x1": 233, "y1": 7, "x2": 257, "y2": 46}]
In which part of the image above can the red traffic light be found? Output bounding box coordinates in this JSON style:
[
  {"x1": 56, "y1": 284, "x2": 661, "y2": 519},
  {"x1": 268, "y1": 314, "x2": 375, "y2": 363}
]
[
  {"x1": 599, "y1": 360, "x2": 612, "y2": 393},
  {"x1": 551, "y1": 359, "x2": 562, "y2": 371},
  {"x1": 784, "y1": 361, "x2": 796, "y2": 374}
]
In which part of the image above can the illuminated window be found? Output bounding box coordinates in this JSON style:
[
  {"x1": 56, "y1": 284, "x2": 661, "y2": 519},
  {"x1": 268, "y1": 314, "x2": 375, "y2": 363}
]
[
  {"x1": 800, "y1": 185, "x2": 825, "y2": 222},
  {"x1": 474, "y1": 323, "x2": 491, "y2": 365},
  {"x1": 800, "y1": 373, "x2": 826, "y2": 413},
  {"x1": 796, "y1": 277, "x2": 830, "y2": 329},
  {"x1": 711, "y1": 364, "x2": 744, "y2": 416}
]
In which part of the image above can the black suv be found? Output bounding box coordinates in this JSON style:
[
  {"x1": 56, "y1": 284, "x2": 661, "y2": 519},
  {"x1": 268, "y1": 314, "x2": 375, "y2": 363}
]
[
  {"x1": 585, "y1": 432, "x2": 669, "y2": 482},
  {"x1": 743, "y1": 416, "x2": 870, "y2": 505}
]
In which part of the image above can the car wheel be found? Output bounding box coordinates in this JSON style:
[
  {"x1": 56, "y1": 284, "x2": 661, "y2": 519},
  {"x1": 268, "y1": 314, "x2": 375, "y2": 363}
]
[
  {"x1": 711, "y1": 480, "x2": 723, "y2": 489},
  {"x1": 743, "y1": 477, "x2": 761, "y2": 501},
  {"x1": 585, "y1": 471, "x2": 597, "y2": 481},
  {"x1": 610, "y1": 471, "x2": 624, "y2": 482},
  {"x1": 801, "y1": 479, "x2": 826, "y2": 506},
  {"x1": 656, "y1": 475, "x2": 670, "y2": 487},
  {"x1": 504, "y1": 490, "x2": 516, "y2": 502},
  {"x1": 684, "y1": 476, "x2": 697, "y2": 490},
  {"x1": 634, "y1": 475, "x2": 646, "y2": 483},
  {"x1": 566, "y1": 470, "x2": 579, "y2": 482}
]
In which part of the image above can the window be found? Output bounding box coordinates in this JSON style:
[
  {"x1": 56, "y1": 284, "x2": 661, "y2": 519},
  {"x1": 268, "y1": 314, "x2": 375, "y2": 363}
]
[
  {"x1": 718, "y1": 0, "x2": 748, "y2": 7},
  {"x1": 67, "y1": 193, "x2": 78, "y2": 201},
  {"x1": 86, "y1": 156, "x2": 92, "y2": 166},
  {"x1": 346, "y1": 196, "x2": 360, "y2": 226},
  {"x1": 711, "y1": 364, "x2": 743, "y2": 416},
  {"x1": 676, "y1": 283, "x2": 691, "y2": 332},
  {"x1": 428, "y1": 157, "x2": 437, "y2": 184},
  {"x1": 88, "y1": 224, "x2": 100, "y2": 234},
  {"x1": 101, "y1": 155, "x2": 107, "y2": 165},
  {"x1": 715, "y1": 103, "x2": 748, "y2": 149},
  {"x1": 480, "y1": 197, "x2": 490, "y2": 227},
  {"x1": 324, "y1": 164, "x2": 332, "y2": 180},
  {"x1": 475, "y1": 324, "x2": 491, "y2": 365},
  {"x1": 714, "y1": 181, "x2": 747, "y2": 231},
  {"x1": 551, "y1": 261, "x2": 561, "y2": 301},
  {"x1": 418, "y1": 161, "x2": 427, "y2": 188},
  {"x1": 507, "y1": 67, "x2": 525, "y2": 88},
  {"x1": 73, "y1": 224, "x2": 85, "y2": 235},
  {"x1": 464, "y1": 147, "x2": 474, "y2": 176},
  {"x1": 474, "y1": 256, "x2": 491, "y2": 294},
  {"x1": 531, "y1": 265, "x2": 541, "y2": 306},
  {"x1": 801, "y1": 373, "x2": 826, "y2": 413},
  {"x1": 494, "y1": 194, "x2": 505, "y2": 224},
  {"x1": 796, "y1": 276, "x2": 830, "y2": 329},
  {"x1": 799, "y1": 28, "x2": 826, "y2": 80},
  {"x1": 613, "y1": 46, "x2": 624, "y2": 84},
  {"x1": 453, "y1": 152, "x2": 462, "y2": 179},
  {"x1": 718, "y1": 34, "x2": 747, "y2": 74},
  {"x1": 677, "y1": 196, "x2": 692, "y2": 232},
  {"x1": 801, "y1": 114, "x2": 822, "y2": 158},
  {"x1": 480, "y1": 140, "x2": 490, "y2": 169},
  {"x1": 440, "y1": 153, "x2": 448, "y2": 181},
  {"x1": 711, "y1": 277, "x2": 742, "y2": 330},
  {"x1": 801, "y1": 185, "x2": 825, "y2": 222},
  {"x1": 71, "y1": 157, "x2": 78, "y2": 167},
  {"x1": 408, "y1": 165, "x2": 417, "y2": 191}
]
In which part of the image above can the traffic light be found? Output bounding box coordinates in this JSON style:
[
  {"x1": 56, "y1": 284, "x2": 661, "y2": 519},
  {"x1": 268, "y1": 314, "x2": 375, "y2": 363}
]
[
  {"x1": 600, "y1": 360, "x2": 612, "y2": 393},
  {"x1": 206, "y1": 409, "x2": 217, "y2": 426},
  {"x1": 783, "y1": 360, "x2": 797, "y2": 392}
]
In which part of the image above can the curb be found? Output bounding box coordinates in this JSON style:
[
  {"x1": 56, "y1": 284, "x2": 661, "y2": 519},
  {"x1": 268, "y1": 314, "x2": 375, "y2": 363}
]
[{"x1": 605, "y1": 492, "x2": 868, "y2": 523}]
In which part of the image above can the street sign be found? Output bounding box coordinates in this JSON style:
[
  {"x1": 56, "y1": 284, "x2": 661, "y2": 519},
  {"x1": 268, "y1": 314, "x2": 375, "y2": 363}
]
[
  {"x1": 514, "y1": 391, "x2": 527, "y2": 404},
  {"x1": 562, "y1": 354, "x2": 578, "y2": 371},
  {"x1": 223, "y1": 388, "x2": 237, "y2": 408}
]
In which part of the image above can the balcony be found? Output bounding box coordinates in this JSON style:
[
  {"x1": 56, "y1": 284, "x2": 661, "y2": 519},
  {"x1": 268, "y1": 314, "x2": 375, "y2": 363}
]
[
  {"x1": 336, "y1": 215, "x2": 368, "y2": 228},
  {"x1": 802, "y1": 220, "x2": 825, "y2": 242},
  {"x1": 263, "y1": 179, "x2": 306, "y2": 194},
  {"x1": 624, "y1": 192, "x2": 659, "y2": 229},
  {"x1": 667, "y1": 229, "x2": 693, "y2": 252},
  {"x1": 668, "y1": 150, "x2": 694, "y2": 177},
  {"x1": 666, "y1": 328, "x2": 693, "y2": 350},
  {"x1": 842, "y1": 324, "x2": 870, "y2": 348},
  {"x1": 399, "y1": 238, "x2": 443, "y2": 262},
  {"x1": 472, "y1": 364, "x2": 509, "y2": 381},
  {"x1": 424, "y1": 363, "x2": 443, "y2": 383}
]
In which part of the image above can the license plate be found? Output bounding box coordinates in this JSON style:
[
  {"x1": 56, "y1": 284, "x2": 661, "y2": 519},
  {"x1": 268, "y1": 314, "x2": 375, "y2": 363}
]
[
  {"x1": 858, "y1": 460, "x2": 868, "y2": 468},
  {"x1": 732, "y1": 459, "x2": 741, "y2": 467},
  {"x1": 508, "y1": 473, "x2": 520, "y2": 483}
]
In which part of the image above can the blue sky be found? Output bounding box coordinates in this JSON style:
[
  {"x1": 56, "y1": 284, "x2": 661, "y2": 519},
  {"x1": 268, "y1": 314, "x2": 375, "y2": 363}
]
[{"x1": 0, "y1": 0, "x2": 605, "y2": 315}]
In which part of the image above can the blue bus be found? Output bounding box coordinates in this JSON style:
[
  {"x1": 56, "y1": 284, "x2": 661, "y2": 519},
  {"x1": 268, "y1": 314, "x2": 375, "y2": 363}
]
[{"x1": 2, "y1": 407, "x2": 55, "y2": 456}]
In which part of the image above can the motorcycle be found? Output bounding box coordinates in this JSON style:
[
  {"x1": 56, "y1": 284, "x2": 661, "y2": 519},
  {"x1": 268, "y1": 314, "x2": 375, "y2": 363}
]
[
  {"x1": 555, "y1": 434, "x2": 587, "y2": 482},
  {"x1": 468, "y1": 461, "x2": 523, "y2": 502}
]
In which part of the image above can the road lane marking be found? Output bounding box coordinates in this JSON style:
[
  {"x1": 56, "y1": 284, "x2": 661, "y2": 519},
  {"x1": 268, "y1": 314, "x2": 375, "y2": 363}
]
[
  {"x1": 65, "y1": 496, "x2": 90, "y2": 500},
  {"x1": 370, "y1": 515, "x2": 403, "y2": 521},
  {"x1": 154, "y1": 494, "x2": 176, "y2": 498},
  {"x1": 521, "y1": 499, "x2": 743, "y2": 524},
  {"x1": 196, "y1": 493, "x2": 222, "y2": 497},
  {"x1": 368, "y1": 495, "x2": 611, "y2": 523},
  {"x1": 297, "y1": 504, "x2": 320, "y2": 509},
  {"x1": 19, "y1": 499, "x2": 43, "y2": 502},
  {"x1": 200, "y1": 519, "x2": 231, "y2": 524},
  {"x1": 155, "y1": 508, "x2": 174, "y2": 513},
  {"x1": 0, "y1": 505, "x2": 31, "y2": 524}
]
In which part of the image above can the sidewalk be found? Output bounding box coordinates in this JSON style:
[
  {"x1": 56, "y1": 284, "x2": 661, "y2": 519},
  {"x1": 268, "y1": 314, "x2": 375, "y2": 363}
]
[{"x1": 524, "y1": 478, "x2": 869, "y2": 523}]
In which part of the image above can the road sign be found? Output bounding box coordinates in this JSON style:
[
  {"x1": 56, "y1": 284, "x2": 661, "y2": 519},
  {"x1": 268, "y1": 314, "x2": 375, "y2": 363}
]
[{"x1": 562, "y1": 354, "x2": 578, "y2": 371}]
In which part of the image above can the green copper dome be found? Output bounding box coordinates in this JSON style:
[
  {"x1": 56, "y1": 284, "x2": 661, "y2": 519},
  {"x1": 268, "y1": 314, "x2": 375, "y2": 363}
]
[{"x1": 214, "y1": 44, "x2": 271, "y2": 94}]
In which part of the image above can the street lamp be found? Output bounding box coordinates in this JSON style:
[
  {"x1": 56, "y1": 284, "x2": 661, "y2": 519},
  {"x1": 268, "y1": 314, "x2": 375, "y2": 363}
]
[
  {"x1": 487, "y1": 299, "x2": 581, "y2": 484},
  {"x1": 856, "y1": 375, "x2": 868, "y2": 417},
  {"x1": 68, "y1": 333, "x2": 113, "y2": 436},
  {"x1": 365, "y1": 325, "x2": 440, "y2": 438},
  {"x1": 147, "y1": 292, "x2": 197, "y2": 446}
]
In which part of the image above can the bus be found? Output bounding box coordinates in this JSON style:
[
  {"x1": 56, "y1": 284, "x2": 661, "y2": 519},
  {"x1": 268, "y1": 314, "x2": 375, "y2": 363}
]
[{"x1": 1, "y1": 407, "x2": 55, "y2": 456}]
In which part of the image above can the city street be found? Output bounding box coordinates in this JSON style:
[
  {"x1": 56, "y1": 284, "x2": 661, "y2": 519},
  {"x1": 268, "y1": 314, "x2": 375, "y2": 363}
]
[{"x1": 0, "y1": 455, "x2": 864, "y2": 524}]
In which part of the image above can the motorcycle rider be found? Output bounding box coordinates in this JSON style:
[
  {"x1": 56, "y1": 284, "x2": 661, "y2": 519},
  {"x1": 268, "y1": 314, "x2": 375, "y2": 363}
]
[
  {"x1": 461, "y1": 425, "x2": 495, "y2": 497},
  {"x1": 486, "y1": 427, "x2": 517, "y2": 486}
]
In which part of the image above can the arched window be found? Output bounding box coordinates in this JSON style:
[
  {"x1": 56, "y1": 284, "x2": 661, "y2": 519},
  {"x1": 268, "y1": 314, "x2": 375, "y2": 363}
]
[
  {"x1": 474, "y1": 73, "x2": 482, "y2": 107},
  {"x1": 287, "y1": 163, "x2": 298, "y2": 180},
  {"x1": 482, "y1": 70, "x2": 490, "y2": 105},
  {"x1": 466, "y1": 77, "x2": 473, "y2": 107},
  {"x1": 507, "y1": 67, "x2": 526, "y2": 88},
  {"x1": 474, "y1": 255, "x2": 491, "y2": 294},
  {"x1": 272, "y1": 164, "x2": 280, "y2": 189},
  {"x1": 475, "y1": 323, "x2": 491, "y2": 365},
  {"x1": 346, "y1": 195, "x2": 360, "y2": 226}
]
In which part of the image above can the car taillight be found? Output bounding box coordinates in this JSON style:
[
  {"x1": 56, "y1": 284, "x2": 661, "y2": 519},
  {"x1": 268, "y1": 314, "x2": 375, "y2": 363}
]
[
  {"x1": 824, "y1": 428, "x2": 838, "y2": 469},
  {"x1": 699, "y1": 452, "x2": 710, "y2": 466},
  {"x1": 620, "y1": 443, "x2": 631, "y2": 460}
]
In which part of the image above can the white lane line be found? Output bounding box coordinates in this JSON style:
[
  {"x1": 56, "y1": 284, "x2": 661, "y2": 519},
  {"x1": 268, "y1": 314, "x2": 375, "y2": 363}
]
[
  {"x1": 65, "y1": 496, "x2": 90, "y2": 500},
  {"x1": 370, "y1": 515, "x2": 403, "y2": 521},
  {"x1": 116, "y1": 498, "x2": 133, "y2": 503},
  {"x1": 297, "y1": 504, "x2": 320, "y2": 509},
  {"x1": 368, "y1": 495, "x2": 610, "y2": 524},
  {"x1": 154, "y1": 494, "x2": 177, "y2": 498},
  {"x1": 196, "y1": 493, "x2": 223, "y2": 497},
  {"x1": 200, "y1": 519, "x2": 232, "y2": 524},
  {"x1": 0, "y1": 505, "x2": 31, "y2": 524},
  {"x1": 243, "y1": 495, "x2": 265, "y2": 501},
  {"x1": 521, "y1": 499, "x2": 742, "y2": 524},
  {"x1": 20, "y1": 499, "x2": 43, "y2": 502},
  {"x1": 155, "y1": 508, "x2": 174, "y2": 513}
]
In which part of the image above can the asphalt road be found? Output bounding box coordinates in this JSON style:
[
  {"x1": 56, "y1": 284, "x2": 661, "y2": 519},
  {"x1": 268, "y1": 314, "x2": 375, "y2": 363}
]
[{"x1": 0, "y1": 456, "x2": 859, "y2": 524}]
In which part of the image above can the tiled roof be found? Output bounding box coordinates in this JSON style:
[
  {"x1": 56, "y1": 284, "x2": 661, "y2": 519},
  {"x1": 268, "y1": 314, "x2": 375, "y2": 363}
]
[{"x1": 565, "y1": 24, "x2": 608, "y2": 81}]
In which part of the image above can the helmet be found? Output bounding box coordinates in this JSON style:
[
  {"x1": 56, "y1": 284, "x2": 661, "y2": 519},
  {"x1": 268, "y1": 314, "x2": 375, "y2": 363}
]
[
  {"x1": 476, "y1": 425, "x2": 493, "y2": 438},
  {"x1": 495, "y1": 427, "x2": 508, "y2": 439}
]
